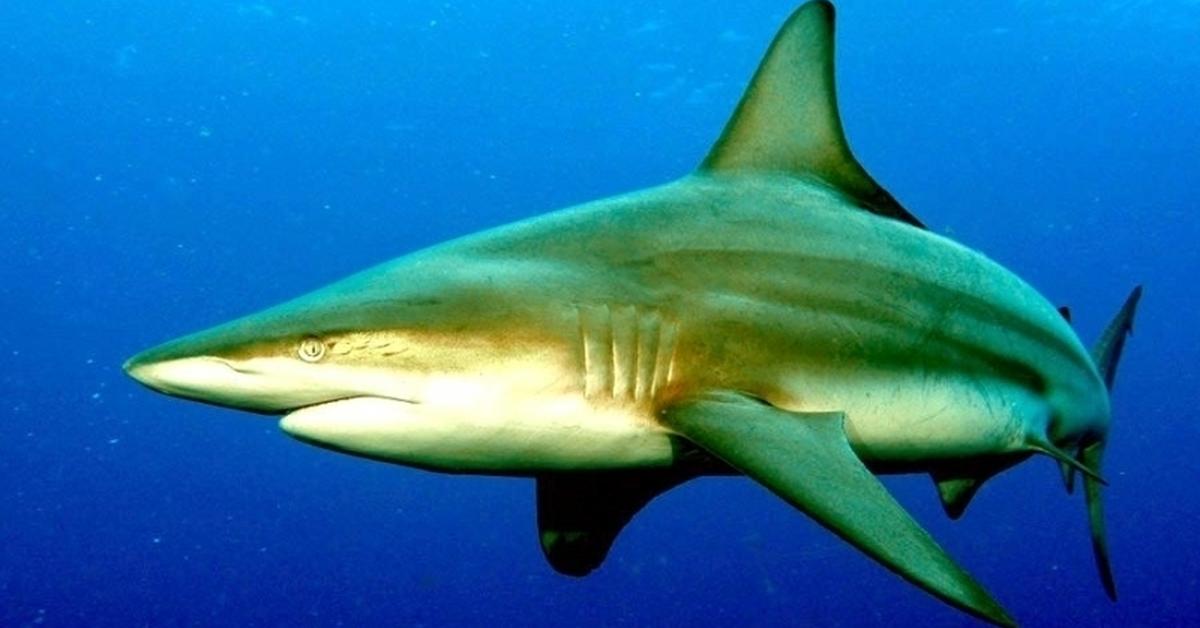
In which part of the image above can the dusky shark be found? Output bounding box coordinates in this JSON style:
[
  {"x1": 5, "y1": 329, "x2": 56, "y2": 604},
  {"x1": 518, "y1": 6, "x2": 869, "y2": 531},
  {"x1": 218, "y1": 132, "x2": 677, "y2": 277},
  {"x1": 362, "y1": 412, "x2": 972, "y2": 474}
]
[{"x1": 124, "y1": 2, "x2": 1142, "y2": 625}]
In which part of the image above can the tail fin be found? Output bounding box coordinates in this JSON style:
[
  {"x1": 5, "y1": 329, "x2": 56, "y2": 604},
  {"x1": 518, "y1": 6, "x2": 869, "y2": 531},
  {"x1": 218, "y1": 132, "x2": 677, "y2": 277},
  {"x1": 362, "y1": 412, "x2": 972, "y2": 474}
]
[
  {"x1": 1081, "y1": 442, "x2": 1116, "y2": 600},
  {"x1": 1092, "y1": 286, "x2": 1143, "y2": 389},
  {"x1": 1083, "y1": 285, "x2": 1143, "y2": 601}
]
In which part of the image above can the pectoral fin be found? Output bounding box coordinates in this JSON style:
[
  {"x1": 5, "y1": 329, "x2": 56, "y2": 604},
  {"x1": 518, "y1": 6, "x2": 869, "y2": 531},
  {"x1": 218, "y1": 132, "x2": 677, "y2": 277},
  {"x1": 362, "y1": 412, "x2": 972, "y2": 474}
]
[
  {"x1": 662, "y1": 392, "x2": 1015, "y2": 628},
  {"x1": 536, "y1": 469, "x2": 694, "y2": 576}
]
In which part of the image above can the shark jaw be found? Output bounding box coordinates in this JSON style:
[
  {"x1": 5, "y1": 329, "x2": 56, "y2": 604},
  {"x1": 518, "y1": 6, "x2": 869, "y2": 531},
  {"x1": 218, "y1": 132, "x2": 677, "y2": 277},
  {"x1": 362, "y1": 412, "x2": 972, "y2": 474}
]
[
  {"x1": 124, "y1": 352, "x2": 413, "y2": 415},
  {"x1": 123, "y1": 2, "x2": 1144, "y2": 625},
  {"x1": 125, "y1": 339, "x2": 680, "y2": 474},
  {"x1": 124, "y1": 355, "x2": 339, "y2": 414}
]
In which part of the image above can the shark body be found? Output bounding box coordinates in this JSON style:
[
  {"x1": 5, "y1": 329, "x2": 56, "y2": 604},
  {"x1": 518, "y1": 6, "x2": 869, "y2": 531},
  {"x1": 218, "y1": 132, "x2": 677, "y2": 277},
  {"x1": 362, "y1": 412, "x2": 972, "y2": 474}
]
[{"x1": 126, "y1": 3, "x2": 1140, "y2": 625}]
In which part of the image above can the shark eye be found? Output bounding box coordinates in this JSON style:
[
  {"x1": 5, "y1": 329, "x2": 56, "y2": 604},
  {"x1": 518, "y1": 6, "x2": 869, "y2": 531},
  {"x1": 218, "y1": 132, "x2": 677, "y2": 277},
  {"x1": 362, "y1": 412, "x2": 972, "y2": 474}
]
[{"x1": 297, "y1": 337, "x2": 326, "y2": 362}]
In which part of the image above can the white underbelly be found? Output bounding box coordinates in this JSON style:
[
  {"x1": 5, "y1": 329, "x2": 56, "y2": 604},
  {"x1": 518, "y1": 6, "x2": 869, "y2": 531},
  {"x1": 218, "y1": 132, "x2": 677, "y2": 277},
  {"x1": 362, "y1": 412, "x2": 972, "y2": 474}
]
[
  {"x1": 280, "y1": 395, "x2": 676, "y2": 474},
  {"x1": 775, "y1": 368, "x2": 1044, "y2": 464},
  {"x1": 280, "y1": 362, "x2": 1048, "y2": 474}
]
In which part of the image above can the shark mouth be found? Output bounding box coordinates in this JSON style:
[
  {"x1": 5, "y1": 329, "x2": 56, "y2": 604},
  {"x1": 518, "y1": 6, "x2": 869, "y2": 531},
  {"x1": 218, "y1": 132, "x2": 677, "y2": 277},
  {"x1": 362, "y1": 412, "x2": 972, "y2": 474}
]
[{"x1": 279, "y1": 396, "x2": 418, "y2": 440}]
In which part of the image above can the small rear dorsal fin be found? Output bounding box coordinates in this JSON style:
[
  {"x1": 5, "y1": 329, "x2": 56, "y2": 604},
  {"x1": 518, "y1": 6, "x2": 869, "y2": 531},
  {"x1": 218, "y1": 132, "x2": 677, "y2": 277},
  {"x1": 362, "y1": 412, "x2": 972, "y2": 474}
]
[
  {"x1": 1058, "y1": 306, "x2": 1072, "y2": 323},
  {"x1": 699, "y1": 1, "x2": 923, "y2": 228}
]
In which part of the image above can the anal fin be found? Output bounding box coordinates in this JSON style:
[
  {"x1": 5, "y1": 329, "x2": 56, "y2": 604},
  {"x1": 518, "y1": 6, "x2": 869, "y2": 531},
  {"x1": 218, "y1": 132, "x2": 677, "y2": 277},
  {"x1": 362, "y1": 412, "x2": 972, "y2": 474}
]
[
  {"x1": 663, "y1": 391, "x2": 1015, "y2": 627},
  {"x1": 934, "y1": 476, "x2": 984, "y2": 520},
  {"x1": 536, "y1": 469, "x2": 693, "y2": 576},
  {"x1": 931, "y1": 457, "x2": 1021, "y2": 520}
]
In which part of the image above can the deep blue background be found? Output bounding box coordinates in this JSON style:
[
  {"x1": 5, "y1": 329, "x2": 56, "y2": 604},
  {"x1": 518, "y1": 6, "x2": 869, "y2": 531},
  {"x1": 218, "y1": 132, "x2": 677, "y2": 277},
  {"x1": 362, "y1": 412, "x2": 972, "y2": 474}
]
[{"x1": 2, "y1": 1, "x2": 1196, "y2": 626}]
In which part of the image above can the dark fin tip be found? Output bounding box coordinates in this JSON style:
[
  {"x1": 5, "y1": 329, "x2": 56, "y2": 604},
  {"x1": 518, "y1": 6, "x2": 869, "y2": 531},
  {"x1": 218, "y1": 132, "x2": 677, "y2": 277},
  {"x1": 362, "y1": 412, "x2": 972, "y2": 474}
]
[{"x1": 1060, "y1": 460, "x2": 1077, "y2": 495}]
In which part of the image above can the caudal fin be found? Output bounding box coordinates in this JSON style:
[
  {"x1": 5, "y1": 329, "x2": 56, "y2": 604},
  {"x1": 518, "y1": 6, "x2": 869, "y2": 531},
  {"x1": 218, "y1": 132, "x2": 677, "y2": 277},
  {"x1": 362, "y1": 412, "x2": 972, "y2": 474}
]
[
  {"x1": 1083, "y1": 285, "x2": 1143, "y2": 600},
  {"x1": 1092, "y1": 286, "x2": 1143, "y2": 390}
]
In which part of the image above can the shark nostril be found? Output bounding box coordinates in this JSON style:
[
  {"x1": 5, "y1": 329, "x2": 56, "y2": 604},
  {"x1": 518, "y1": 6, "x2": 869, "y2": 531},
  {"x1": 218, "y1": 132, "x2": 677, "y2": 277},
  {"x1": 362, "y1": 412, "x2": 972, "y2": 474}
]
[{"x1": 228, "y1": 363, "x2": 262, "y2": 375}]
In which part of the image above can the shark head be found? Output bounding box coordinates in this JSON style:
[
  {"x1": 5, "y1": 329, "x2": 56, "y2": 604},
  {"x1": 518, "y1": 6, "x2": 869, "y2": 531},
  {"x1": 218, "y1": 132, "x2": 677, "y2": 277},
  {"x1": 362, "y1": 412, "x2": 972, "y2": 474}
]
[
  {"x1": 125, "y1": 248, "x2": 560, "y2": 409},
  {"x1": 123, "y1": 308, "x2": 414, "y2": 416},
  {"x1": 123, "y1": 256, "x2": 665, "y2": 472},
  {"x1": 123, "y1": 258, "x2": 509, "y2": 436},
  {"x1": 124, "y1": 265, "x2": 425, "y2": 414}
]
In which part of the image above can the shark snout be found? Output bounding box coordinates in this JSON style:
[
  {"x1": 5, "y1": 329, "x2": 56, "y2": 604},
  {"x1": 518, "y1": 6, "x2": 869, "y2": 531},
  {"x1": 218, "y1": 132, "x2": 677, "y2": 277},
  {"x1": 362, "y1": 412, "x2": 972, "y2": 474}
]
[
  {"x1": 124, "y1": 352, "x2": 243, "y2": 399},
  {"x1": 123, "y1": 349, "x2": 170, "y2": 389},
  {"x1": 123, "y1": 339, "x2": 377, "y2": 415},
  {"x1": 124, "y1": 351, "x2": 315, "y2": 414}
]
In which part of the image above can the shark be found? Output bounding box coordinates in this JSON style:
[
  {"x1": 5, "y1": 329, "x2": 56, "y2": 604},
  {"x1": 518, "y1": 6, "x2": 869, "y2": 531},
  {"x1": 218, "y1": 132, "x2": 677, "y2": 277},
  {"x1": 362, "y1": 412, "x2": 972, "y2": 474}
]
[{"x1": 124, "y1": 2, "x2": 1142, "y2": 625}]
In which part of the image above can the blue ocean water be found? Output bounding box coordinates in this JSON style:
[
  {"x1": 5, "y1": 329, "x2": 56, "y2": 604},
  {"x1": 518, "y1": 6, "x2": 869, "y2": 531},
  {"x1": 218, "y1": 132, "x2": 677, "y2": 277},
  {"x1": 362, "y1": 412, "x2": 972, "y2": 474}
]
[{"x1": 2, "y1": 1, "x2": 1197, "y2": 626}]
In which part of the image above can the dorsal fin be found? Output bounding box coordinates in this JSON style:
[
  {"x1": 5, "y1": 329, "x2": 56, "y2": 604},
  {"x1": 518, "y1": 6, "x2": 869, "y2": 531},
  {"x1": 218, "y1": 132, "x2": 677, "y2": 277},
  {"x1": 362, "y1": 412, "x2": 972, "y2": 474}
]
[{"x1": 699, "y1": 1, "x2": 923, "y2": 228}]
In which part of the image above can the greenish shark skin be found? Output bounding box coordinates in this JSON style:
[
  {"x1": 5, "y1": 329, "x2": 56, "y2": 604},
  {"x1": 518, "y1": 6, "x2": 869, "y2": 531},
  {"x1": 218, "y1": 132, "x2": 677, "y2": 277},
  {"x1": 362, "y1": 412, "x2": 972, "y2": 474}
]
[
  {"x1": 124, "y1": 2, "x2": 1140, "y2": 626},
  {"x1": 129, "y1": 175, "x2": 1107, "y2": 470}
]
